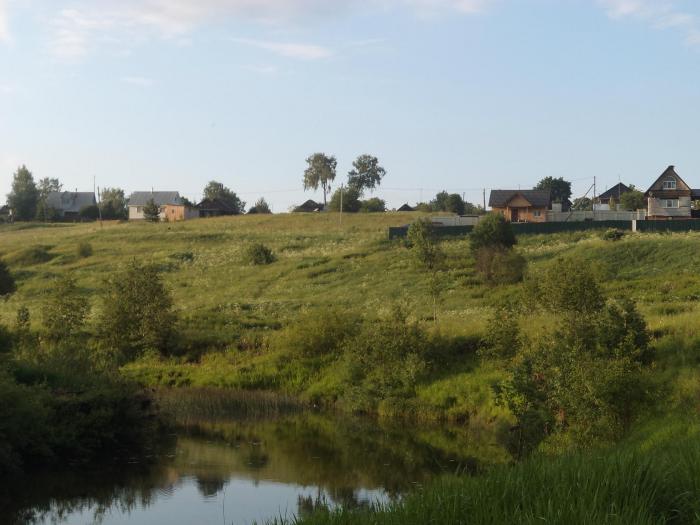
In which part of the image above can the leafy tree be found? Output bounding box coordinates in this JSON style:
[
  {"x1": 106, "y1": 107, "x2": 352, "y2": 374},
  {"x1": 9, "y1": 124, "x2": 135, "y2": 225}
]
[
  {"x1": 470, "y1": 213, "x2": 516, "y2": 253},
  {"x1": 142, "y1": 199, "x2": 161, "y2": 222},
  {"x1": 35, "y1": 178, "x2": 62, "y2": 221},
  {"x1": 407, "y1": 218, "x2": 444, "y2": 270},
  {"x1": 429, "y1": 191, "x2": 449, "y2": 211},
  {"x1": 202, "y1": 181, "x2": 245, "y2": 214},
  {"x1": 620, "y1": 190, "x2": 646, "y2": 211},
  {"x1": 303, "y1": 153, "x2": 337, "y2": 207},
  {"x1": 347, "y1": 154, "x2": 386, "y2": 194},
  {"x1": 360, "y1": 197, "x2": 386, "y2": 213},
  {"x1": 572, "y1": 197, "x2": 592, "y2": 211},
  {"x1": 100, "y1": 188, "x2": 128, "y2": 219},
  {"x1": 464, "y1": 202, "x2": 486, "y2": 215},
  {"x1": 534, "y1": 176, "x2": 572, "y2": 203},
  {"x1": 7, "y1": 166, "x2": 39, "y2": 221},
  {"x1": 328, "y1": 186, "x2": 361, "y2": 212},
  {"x1": 248, "y1": 197, "x2": 272, "y2": 214},
  {"x1": 0, "y1": 261, "x2": 16, "y2": 297},
  {"x1": 475, "y1": 246, "x2": 526, "y2": 285},
  {"x1": 41, "y1": 277, "x2": 89, "y2": 344},
  {"x1": 429, "y1": 191, "x2": 472, "y2": 215},
  {"x1": 536, "y1": 258, "x2": 604, "y2": 316},
  {"x1": 445, "y1": 194, "x2": 466, "y2": 215},
  {"x1": 79, "y1": 205, "x2": 100, "y2": 220},
  {"x1": 98, "y1": 261, "x2": 177, "y2": 361}
]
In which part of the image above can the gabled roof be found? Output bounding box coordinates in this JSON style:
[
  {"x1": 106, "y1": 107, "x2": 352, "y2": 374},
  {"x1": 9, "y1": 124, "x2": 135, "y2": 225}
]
[
  {"x1": 645, "y1": 166, "x2": 690, "y2": 195},
  {"x1": 598, "y1": 183, "x2": 632, "y2": 201},
  {"x1": 397, "y1": 203, "x2": 415, "y2": 212},
  {"x1": 197, "y1": 197, "x2": 237, "y2": 213},
  {"x1": 128, "y1": 191, "x2": 182, "y2": 206},
  {"x1": 293, "y1": 199, "x2": 323, "y2": 212},
  {"x1": 488, "y1": 190, "x2": 551, "y2": 208},
  {"x1": 45, "y1": 191, "x2": 96, "y2": 213}
]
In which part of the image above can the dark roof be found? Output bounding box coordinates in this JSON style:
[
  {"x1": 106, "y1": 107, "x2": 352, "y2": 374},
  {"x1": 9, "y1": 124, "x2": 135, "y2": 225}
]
[
  {"x1": 598, "y1": 183, "x2": 632, "y2": 201},
  {"x1": 645, "y1": 166, "x2": 690, "y2": 196},
  {"x1": 128, "y1": 191, "x2": 182, "y2": 206},
  {"x1": 397, "y1": 203, "x2": 415, "y2": 212},
  {"x1": 197, "y1": 197, "x2": 237, "y2": 213},
  {"x1": 691, "y1": 190, "x2": 700, "y2": 200},
  {"x1": 45, "y1": 191, "x2": 96, "y2": 213},
  {"x1": 488, "y1": 190, "x2": 552, "y2": 208},
  {"x1": 293, "y1": 199, "x2": 323, "y2": 212}
]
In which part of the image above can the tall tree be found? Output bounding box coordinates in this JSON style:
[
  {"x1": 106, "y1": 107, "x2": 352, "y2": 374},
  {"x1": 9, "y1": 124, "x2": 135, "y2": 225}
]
[
  {"x1": 534, "y1": 176, "x2": 572, "y2": 203},
  {"x1": 303, "y1": 153, "x2": 337, "y2": 207},
  {"x1": 7, "y1": 166, "x2": 39, "y2": 221},
  {"x1": 203, "y1": 181, "x2": 245, "y2": 214},
  {"x1": 100, "y1": 188, "x2": 128, "y2": 219},
  {"x1": 35, "y1": 177, "x2": 63, "y2": 221},
  {"x1": 347, "y1": 154, "x2": 386, "y2": 194},
  {"x1": 619, "y1": 189, "x2": 646, "y2": 211}
]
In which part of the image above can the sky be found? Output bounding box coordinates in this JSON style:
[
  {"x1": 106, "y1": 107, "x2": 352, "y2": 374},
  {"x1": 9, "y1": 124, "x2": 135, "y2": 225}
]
[{"x1": 2, "y1": 0, "x2": 700, "y2": 211}]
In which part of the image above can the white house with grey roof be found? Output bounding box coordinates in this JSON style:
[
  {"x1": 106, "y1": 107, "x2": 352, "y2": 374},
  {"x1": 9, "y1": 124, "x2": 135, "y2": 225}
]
[{"x1": 128, "y1": 191, "x2": 183, "y2": 220}]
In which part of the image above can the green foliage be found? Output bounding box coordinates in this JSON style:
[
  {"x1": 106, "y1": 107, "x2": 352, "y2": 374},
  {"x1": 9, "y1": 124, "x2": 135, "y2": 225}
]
[
  {"x1": 4, "y1": 245, "x2": 53, "y2": 266},
  {"x1": 347, "y1": 154, "x2": 386, "y2": 194},
  {"x1": 142, "y1": 198, "x2": 161, "y2": 222},
  {"x1": 481, "y1": 306, "x2": 521, "y2": 360},
  {"x1": 99, "y1": 188, "x2": 128, "y2": 219},
  {"x1": 359, "y1": 197, "x2": 386, "y2": 213},
  {"x1": 407, "y1": 218, "x2": 444, "y2": 270},
  {"x1": 602, "y1": 228, "x2": 625, "y2": 241},
  {"x1": 243, "y1": 243, "x2": 276, "y2": 265},
  {"x1": 328, "y1": 186, "x2": 361, "y2": 212},
  {"x1": 282, "y1": 309, "x2": 360, "y2": 358},
  {"x1": 474, "y1": 246, "x2": 526, "y2": 285},
  {"x1": 0, "y1": 260, "x2": 16, "y2": 297},
  {"x1": 534, "y1": 258, "x2": 604, "y2": 315},
  {"x1": 77, "y1": 241, "x2": 93, "y2": 258},
  {"x1": 303, "y1": 153, "x2": 337, "y2": 206},
  {"x1": 97, "y1": 261, "x2": 177, "y2": 362},
  {"x1": 470, "y1": 213, "x2": 516, "y2": 253},
  {"x1": 248, "y1": 197, "x2": 272, "y2": 214},
  {"x1": 7, "y1": 165, "x2": 39, "y2": 221},
  {"x1": 203, "y1": 181, "x2": 245, "y2": 214},
  {"x1": 41, "y1": 277, "x2": 89, "y2": 346},
  {"x1": 79, "y1": 204, "x2": 100, "y2": 220},
  {"x1": 534, "y1": 176, "x2": 572, "y2": 203},
  {"x1": 572, "y1": 197, "x2": 592, "y2": 211},
  {"x1": 429, "y1": 191, "x2": 470, "y2": 214},
  {"x1": 620, "y1": 189, "x2": 646, "y2": 211}
]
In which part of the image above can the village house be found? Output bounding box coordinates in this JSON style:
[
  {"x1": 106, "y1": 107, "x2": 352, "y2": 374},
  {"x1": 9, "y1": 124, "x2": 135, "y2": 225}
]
[
  {"x1": 45, "y1": 191, "x2": 96, "y2": 220},
  {"x1": 645, "y1": 166, "x2": 700, "y2": 220},
  {"x1": 488, "y1": 190, "x2": 552, "y2": 223},
  {"x1": 128, "y1": 191, "x2": 197, "y2": 221},
  {"x1": 293, "y1": 199, "x2": 324, "y2": 213},
  {"x1": 197, "y1": 197, "x2": 239, "y2": 218},
  {"x1": 594, "y1": 183, "x2": 632, "y2": 211}
]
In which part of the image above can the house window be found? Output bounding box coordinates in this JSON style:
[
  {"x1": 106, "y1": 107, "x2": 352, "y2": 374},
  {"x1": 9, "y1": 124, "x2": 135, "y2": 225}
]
[
  {"x1": 533, "y1": 210, "x2": 541, "y2": 217},
  {"x1": 663, "y1": 179, "x2": 677, "y2": 190},
  {"x1": 663, "y1": 199, "x2": 679, "y2": 209}
]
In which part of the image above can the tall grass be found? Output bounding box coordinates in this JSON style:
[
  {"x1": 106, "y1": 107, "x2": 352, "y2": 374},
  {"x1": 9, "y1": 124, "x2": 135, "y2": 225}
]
[{"x1": 271, "y1": 435, "x2": 700, "y2": 525}]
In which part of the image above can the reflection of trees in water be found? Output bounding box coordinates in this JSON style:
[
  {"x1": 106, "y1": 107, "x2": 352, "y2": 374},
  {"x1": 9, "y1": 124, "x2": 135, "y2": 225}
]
[
  {"x1": 297, "y1": 487, "x2": 372, "y2": 518},
  {"x1": 5, "y1": 413, "x2": 506, "y2": 524}
]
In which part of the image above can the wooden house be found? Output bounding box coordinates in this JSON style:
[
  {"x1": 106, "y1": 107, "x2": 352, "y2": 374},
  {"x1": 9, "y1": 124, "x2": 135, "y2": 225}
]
[{"x1": 488, "y1": 190, "x2": 552, "y2": 223}]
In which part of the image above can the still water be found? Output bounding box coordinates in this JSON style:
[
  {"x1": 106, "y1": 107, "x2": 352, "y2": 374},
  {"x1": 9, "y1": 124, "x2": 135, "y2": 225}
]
[{"x1": 4, "y1": 414, "x2": 507, "y2": 525}]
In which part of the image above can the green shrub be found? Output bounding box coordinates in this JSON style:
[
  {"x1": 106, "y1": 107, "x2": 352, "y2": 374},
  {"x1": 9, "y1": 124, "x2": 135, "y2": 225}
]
[
  {"x1": 0, "y1": 260, "x2": 16, "y2": 296},
  {"x1": 407, "y1": 218, "x2": 444, "y2": 270},
  {"x1": 4, "y1": 245, "x2": 53, "y2": 266},
  {"x1": 360, "y1": 197, "x2": 386, "y2": 213},
  {"x1": 244, "y1": 243, "x2": 276, "y2": 265},
  {"x1": 41, "y1": 277, "x2": 89, "y2": 348},
  {"x1": 602, "y1": 228, "x2": 625, "y2": 241},
  {"x1": 328, "y1": 187, "x2": 361, "y2": 212},
  {"x1": 282, "y1": 309, "x2": 360, "y2": 358},
  {"x1": 77, "y1": 241, "x2": 93, "y2": 258},
  {"x1": 79, "y1": 204, "x2": 100, "y2": 220},
  {"x1": 470, "y1": 213, "x2": 516, "y2": 253},
  {"x1": 474, "y1": 246, "x2": 526, "y2": 284}
]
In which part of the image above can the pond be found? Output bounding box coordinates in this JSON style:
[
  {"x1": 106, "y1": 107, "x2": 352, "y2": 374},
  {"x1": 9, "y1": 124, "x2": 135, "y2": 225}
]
[{"x1": 4, "y1": 413, "x2": 508, "y2": 525}]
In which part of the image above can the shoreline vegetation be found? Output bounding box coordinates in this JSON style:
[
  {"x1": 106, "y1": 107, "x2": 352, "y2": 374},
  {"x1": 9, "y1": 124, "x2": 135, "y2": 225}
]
[{"x1": 2, "y1": 214, "x2": 700, "y2": 522}]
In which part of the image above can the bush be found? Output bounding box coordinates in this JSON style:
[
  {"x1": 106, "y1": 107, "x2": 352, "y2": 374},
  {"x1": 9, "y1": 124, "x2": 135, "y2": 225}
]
[
  {"x1": 360, "y1": 197, "x2": 386, "y2": 213},
  {"x1": 79, "y1": 204, "x2": 100, "y2": 220},
  {"x1": 244, "y1": 243, "x2": 276, "y2": 265},
  {"x1": 77, "y1": 241, "x2": 93, "y2": 258},
  {"x1": 282, "y1": 309, "x2": 360, "y2": 358},
  {"x1": 41, "y1": 277, "x2": 89, "y2": 348},
  {"x1": 474, "y1": 246, "x2": 526, "y2": 284},
  {"x1": 328, "y1": 187, "x2": 361, "y2": 212},
  {"x1": 0, "y1": 261, "x2": 16, "y2": 297},
  {"x1": 470, "y1": 213, "x2": 516, "y2": 253},
  {"x1": 142, "y1": 199, "x2": 160, "y2": 222},
  {"x1": 248, "y1": 197, "x2": 272, "y2": 214},
  {"x1": 407, "y1": 218, "x2": 444, "y2": 270},
  {"x1": 602, "y1": 228, "x2": 625, "y2": 241},
  {"x1": 97, "y1": 261, "x2": 177, "y2": 362},
  {"x1": 4, "y1": 246, "x2": 53, "y2": 266}
]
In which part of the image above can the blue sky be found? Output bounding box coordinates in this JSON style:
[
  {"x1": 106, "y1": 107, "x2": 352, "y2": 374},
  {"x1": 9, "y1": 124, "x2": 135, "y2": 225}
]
[{"x1": 2, "y1": 0, "x2": 700, "y2": 211}]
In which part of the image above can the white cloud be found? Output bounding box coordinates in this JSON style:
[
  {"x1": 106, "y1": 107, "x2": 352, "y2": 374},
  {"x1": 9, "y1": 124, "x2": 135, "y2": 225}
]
[
  {"x1": 233, "y1": 37, "x2": 332, "y2": 60},
  {"x1": 121, "y1": 76, "x2": 154, "y2": 87},
  {"x1": 598, "y1": 0, "x2": 700, "y2": 47}
]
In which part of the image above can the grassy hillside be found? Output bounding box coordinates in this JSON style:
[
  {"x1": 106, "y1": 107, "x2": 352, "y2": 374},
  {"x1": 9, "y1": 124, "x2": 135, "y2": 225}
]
[{"x1": 1, "y1": 214, "x2": 699, "y2": 424}]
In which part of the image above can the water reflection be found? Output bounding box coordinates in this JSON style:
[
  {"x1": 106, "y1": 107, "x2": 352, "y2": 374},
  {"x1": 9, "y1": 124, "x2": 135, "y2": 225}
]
[{"x1": 3, "y1": 413, "x2": 508, "y2": 525}]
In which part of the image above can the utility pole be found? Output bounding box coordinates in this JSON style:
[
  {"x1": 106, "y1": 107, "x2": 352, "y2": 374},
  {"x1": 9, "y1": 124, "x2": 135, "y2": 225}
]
[
  {"x1": 339, "y1": 183, "x2": 343, "y2": 226},
  {"x1": 483, "y1": 188, "x2": 486, "y2": 211},
  {"x1": 97, "y1": 184, "x2": 103, "y2": 227}
]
